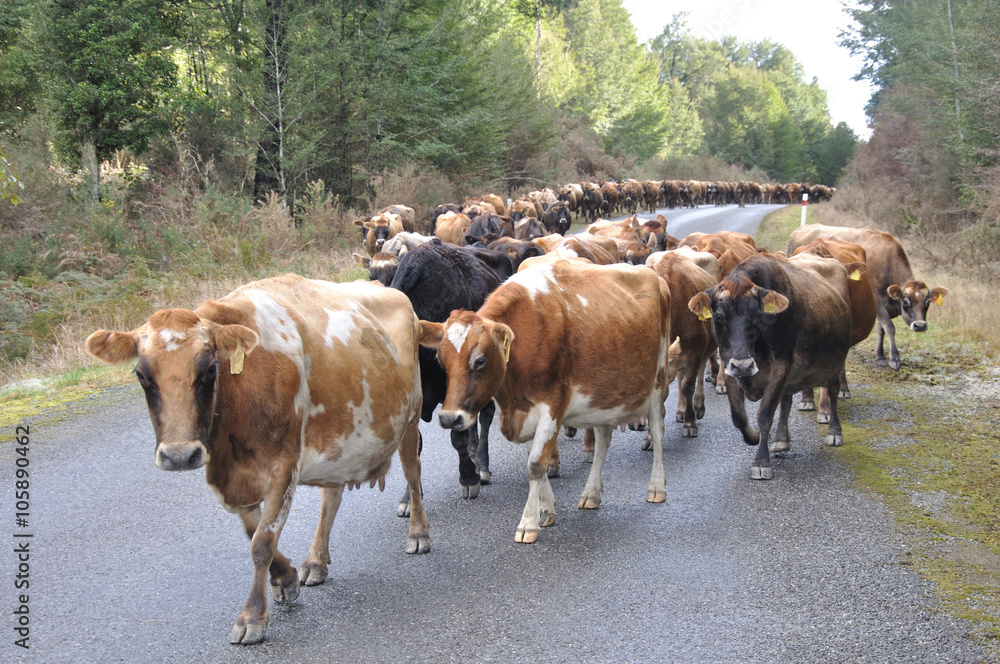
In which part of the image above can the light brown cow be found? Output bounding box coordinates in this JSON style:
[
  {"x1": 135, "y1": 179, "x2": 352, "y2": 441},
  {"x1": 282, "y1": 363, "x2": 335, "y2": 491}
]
[
  {"x1": 786, "y1": 224, "x2": 947, "y2": 370},
  {"x1": 85, "y1": 276, "x2": 428, "y2": 644},
  {"x1": 790, "y1": 238, "x2": 877, "y2": 420},
  {"x1": 418, "y1": 260, "x2": 671, "y2": 543},
  {"x1": 434, "y1": 211, "x2": 473, "y2": 246}
]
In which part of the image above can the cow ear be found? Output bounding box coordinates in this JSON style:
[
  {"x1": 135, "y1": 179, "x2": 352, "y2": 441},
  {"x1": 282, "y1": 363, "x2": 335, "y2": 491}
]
[
  {"x1": 887, "y1": 284, "x2": 903, "y2": 300},
  {"x1": 844, "y1": 262, "x2": 867, "y2": 281},
  {"x1": 417, "y1": 321, "x2": 444, "y2": 349},
  {"x1": 86, "y1": 327, "x2": 143, "y2": 364},
  {"x1": 688, "y1": 292, "x2": 712, "y2": 321},
  {"x1": 930, "y1": 286, "x2": 948, "y2": 305},
  {"x1": 213, "y1": 324, "x2": 259, "y2": 373},
  {"x1": 398, "y1": 245, "x2": 409, "y2": 257},
  {"x1": 363, "y1": 221, "x2": 375, "y2": 230},
  {"x1": 490, "y1": 323, "x2": 515, "y2": 362},
  {"x1": 352, "y1": 252, "x2": 371, "y2": 268},
  {"x1": 760, "y1": 290, "x2": 789, "y2": 315},
  {"x1": 465, "y1": 235, "x2": 477, "y2": 245},
  {"x1": 353, "y1": 219, "x2": 365, "y2": 227}
]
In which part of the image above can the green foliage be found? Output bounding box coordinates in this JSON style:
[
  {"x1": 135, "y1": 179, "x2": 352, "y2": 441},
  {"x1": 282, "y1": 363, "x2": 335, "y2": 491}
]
[{"x1": 0, "y1": 150, "x2": 25, "y2": 205}]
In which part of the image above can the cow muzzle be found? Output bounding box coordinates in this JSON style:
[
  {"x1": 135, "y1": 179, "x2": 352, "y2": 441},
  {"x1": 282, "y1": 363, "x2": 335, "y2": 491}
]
[
  {"x1": 725, "y1": 357, "x2": 758, "y2": 378},
  {"x1": 439, "y1": 410, "x2": 475, "y2": 431},
  {"x1": 156, "y1": 441, "x2": 209, "y2": 471},
  {"x1": 910, "y1": 321, "x2": 928, "y2": 332}
]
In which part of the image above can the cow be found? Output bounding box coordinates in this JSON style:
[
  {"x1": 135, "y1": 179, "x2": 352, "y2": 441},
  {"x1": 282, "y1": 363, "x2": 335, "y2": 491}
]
[
  {"x1": 417, "y1": 259, "x2": 671, "y2": 543},
  {"x1": 514, "y1": 217, "x2": 548, "y2": 240},
  {"x1": 430, "y1": 203, "x2": 462, "y2": 234},
  {"x1": 508, "y1": 197, "x2": 539, "y2": 222},
  {"x1": 558, "y1": 183, "x2": 584, "y2": 211},
  {"x1": 353, "y1": 252, "x2": 401, "y2": 285},
  {"x1": 601, "y1": 181, "x2": 621, "y2": 216},
  {"x1": 541, "y1": 201, "x2": 573, "y2": 234},
  {"x1": 465, "y1": 212, "x2": 514, "y2": 245},
  {"x1": 642, "y1": 180, "x2": 662, "y2": 213},
  {"x1": 790, "y1": 238, "x2": 877, "y2": 420},
  {"x1": 434, "y1": 211, "x2": 473, "y2": 246},
  {"x1": 649, "y1": 251, "x2": 718, "y2": 436},
  {"x1": 486, "y1": 236, "x2": 546, "y2": 270},
  {"x1": 786, "y1": 224, "x2": 947, "y2": 370},
  {"x1": 356, "y1": 211, "x2": 414, "y2": 256},
  {"x1": 688, "y1": 255, "x2": 852, "y2": 479},
  {"x1": 580, "y1": 182, "x2": 605, "y2": 223},
  {"x1": 389, "y1": 239, "x2": 512, "y2": 508},
  {"x1": 638, "y1": 215, "x2": 678, "y2": 253},
  {"x1": 620, "y1": 179, "x2": 643, "y2": 215},
  {"x1": 84, "y1": 276, "x2": 429, "y2": 644}
]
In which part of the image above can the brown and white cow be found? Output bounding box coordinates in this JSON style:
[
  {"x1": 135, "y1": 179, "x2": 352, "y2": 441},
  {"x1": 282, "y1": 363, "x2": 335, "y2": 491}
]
[
  {"x1": 790, "y1": 238, "x2": 877, "y2": 420},
  {"x1": 418, "y1": 260, "x2": 671, "y2": 543},
  {"x1": 85, "y1": 276, "x2": 429, "y2": 644},
  {"x1": 688, "y1": 255, "x2": 852, "y2": 479},
  {"x1": 786, "y1": 224, "x2": 947, "y2": 370}
]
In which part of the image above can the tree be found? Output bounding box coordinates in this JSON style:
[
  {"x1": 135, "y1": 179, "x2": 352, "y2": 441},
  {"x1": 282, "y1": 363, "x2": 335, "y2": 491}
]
[
  {"x1": 816, "y1": 122, "x2": 858, "y2": 186},
  {"x1": 44, "y1": 0, "x2": 176, "y2": 202}
]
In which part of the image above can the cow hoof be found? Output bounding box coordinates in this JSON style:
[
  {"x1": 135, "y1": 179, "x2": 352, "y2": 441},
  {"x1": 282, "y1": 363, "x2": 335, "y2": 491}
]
[
  {"x1": 641, "y1": 434, "x2": 652, "y2": 451},
  {"x1": 547, "y1": 462, "x2": 560, "y2": 478},
  {"x1": 695, "y1": 406, "x2": 706, "y2": 419},
  {"x1": 797, "y1": 401, "x2": 816, "y2": 412},
  {"x1": 875, "y1": 357, "x2": 889, "y2": 367},
  {"x1": 298, "y1": 561, "x2": 328, "y2": 586},
  {"x1": 230, "y1": 616, "x2": 268, "y2": 645},
  {"x1": 582, "y1": 451, "x2": 594, "y2": 463},
  {"x1": 578, "y1": 494, "x2": 601, "y2": 509},
  {"x1": 564, "y1": 427, "x2": 577, "y2": 438},
  {"x1": 889, "y1": 359, "x2": 901, "y2": 370},
  {"x1": 839, "y1": 389, "x2": 851, "y2": 399},
  {"x1": 769, "y1": 440, "x2": 790, "y2": 453},
  {"x1": 270, "y1": 572, "x2": 300, "y2": 603},
  {"x1": 397, "y1": 501, "x2": 411, "y2": 518},
  {"x1": 682, "y1": 425, "x2": 698, "y2": 437},
  {"x1": 675, "y1": 411, "x2": 685, "y2": 423},
  {"x1": 825, "y1": 434, "x2": 844, "y2": 447},
  {"x1": 515, "y1": 527, "x2": 540, "y2": 544},
  {"x1": 461, "y1": 481, "x2": 481, "y2": 499},
  {"x1": 716, "y1": 384, "x2": 727, "y2": 395},
  {"x1": 406, "y1": 534, "x2": 431, "y2": 554},
  {"x1": 540, "y1": 512, "x2": 556, "y2": 527},
  {"x1": 479, "y1": 469, "x2": 492, "y2": 484},
  {"x1": 816, "y1": 413, "x2": 830, "y2": 424},
  {"x1": 646, "y1": 487, "x2": 666, "y2": 503},
  {"x1": 750, "y1": 466, "x2": 773, "y2": 480}
]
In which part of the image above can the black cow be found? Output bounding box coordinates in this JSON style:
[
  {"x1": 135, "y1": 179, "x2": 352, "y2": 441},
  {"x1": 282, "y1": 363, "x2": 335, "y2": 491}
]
[
  {"x1": 464, "y1": 213, "x2": 514, "y2": 245},
  {"x1": 541, "y1": 201, "x2": 573, "y2": 235},
  {"x1": 688, "y1": 255, "x2": 852, "y2": 480},
  {"x1": 389, "y1": 239, "x2": 512, "y2": 510}
]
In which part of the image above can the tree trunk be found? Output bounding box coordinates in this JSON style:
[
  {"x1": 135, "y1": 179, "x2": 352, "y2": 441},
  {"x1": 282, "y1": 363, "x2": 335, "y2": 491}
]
[
  {"x1": 253, "y1": 0, "x2": 287, "y2": 201},
  {"x1": 82, "y1": 139, "x2": 100, "y2": 204}
]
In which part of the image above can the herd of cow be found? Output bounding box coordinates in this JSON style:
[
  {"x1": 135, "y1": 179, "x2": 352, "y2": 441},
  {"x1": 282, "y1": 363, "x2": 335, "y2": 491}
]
[{"x1": 85, "y1": 191, "x2": 943, "y2": 644}]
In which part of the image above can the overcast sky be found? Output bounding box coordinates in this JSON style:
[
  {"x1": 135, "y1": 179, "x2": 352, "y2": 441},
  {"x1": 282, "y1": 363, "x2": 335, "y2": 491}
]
[{"x1": 621, "y1": 0, "x2": 875, "y2": 140}]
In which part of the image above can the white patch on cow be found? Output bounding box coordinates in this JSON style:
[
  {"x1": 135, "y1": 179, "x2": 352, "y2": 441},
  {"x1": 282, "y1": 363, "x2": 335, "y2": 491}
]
[
  {"x1": 248, "y1": 291, "x2": 303, "y2": 358},
  {"x1": 509, "y1": 263, "x2": 555, "y2": 300},
  {"x1": 263, "y1": 472, "x2": 299, "y2": 535},
  {"x1": 323, "y1": 307, "x2": 357, "y2": 348},
  {"x1": 527, "y1": 404, "x2": 559, "y2": 465},
  {"x1": 447, "y1": 322, "x2": 470, "y2": 352},
  {"x1": 555, "y1": 246, "x2": 579, "y2": 258},
  {"x1": 562, "y1": 385, "x2": 637, "y2": 429},
  {"x1": 158, "y1": 328, "x2": 186, "y2": 352},
  {"x1": 577, "y1": 294, "x2": 589, "y2": 307}
]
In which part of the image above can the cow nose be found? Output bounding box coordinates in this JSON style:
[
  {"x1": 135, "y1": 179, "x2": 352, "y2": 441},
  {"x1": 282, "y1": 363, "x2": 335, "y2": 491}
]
[
  {"x1": 439, "y1": 411, "x2": 467, "y2": 431},
  {"x1": 158, "y1": 445, "x2": 204, "y2": 471},
  {"x1": 911, "y1": 320, "x2": 927, "y2": 332},
  {"x1": 725, "y1": 357, "x2": 758, "y2": 378},
  {"x1": 375, "y1": 238, "x2": 385, "y2": 247}
]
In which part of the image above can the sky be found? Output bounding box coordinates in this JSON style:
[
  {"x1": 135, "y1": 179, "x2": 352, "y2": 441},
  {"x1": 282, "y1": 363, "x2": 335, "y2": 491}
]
[{"x1": 620, "y1": 0, "x2": 875, "y2": 140}]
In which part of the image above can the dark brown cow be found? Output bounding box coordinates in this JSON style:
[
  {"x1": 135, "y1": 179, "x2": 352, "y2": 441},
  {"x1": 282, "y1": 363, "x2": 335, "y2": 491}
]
[
  {"x1": 786, "y1": 224, "x2": 947, "y2": 370},
  {"x1": 790, "y1": 238, "x2": 877, "y2": 420},
  {"x1": 417, "y1": 260, "x2": 671, "y2": 543},
  {"x1": 580, "y1": 182, "x2": 604, "y2": 223},
  {"x1": 642, "y1": 180, "x2": 662, "y2": 213},
  {"x1": 688, "y1": 255, "x2": 852, "y2": 479},
  {"x1": 620, "y1": 179, "x2": 643, "y2": 215},
  {"x1": 85, "y1": 276, "x2": 428, "y2": 644}
]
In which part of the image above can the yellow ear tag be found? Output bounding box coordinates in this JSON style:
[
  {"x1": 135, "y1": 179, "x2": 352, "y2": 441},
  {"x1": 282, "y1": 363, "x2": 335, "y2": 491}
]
[
  {"x1": 503, "y1": 334, "x2": 511, "y2": 363},
  {"x1": 934, "y1": 293, "x2": 944, "y2": 306},
  {"x1": 230, "y1": 339, "x2": 245, "y2": 375},
  {"x1": 699, "y1": 306, "x2": 712, "y2": 322},
  {"x1": 763, "y1": 302, "x2": 777, "y2": 314},
  {"x1": 849, "y1": 269, "x2": 861, "y2": 281}
]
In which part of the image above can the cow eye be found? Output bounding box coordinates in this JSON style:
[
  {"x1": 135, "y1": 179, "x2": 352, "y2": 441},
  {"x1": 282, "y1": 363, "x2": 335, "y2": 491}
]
[
  {"x1": 135, "y1": 368, "x2": 155, "y2": 389},
  {"x1": 473, "y1": 355, "x2": 487, "y2": 370},
  {"x1": 902, "y1": 297, "x2": 911, "y2": 308},
  {"x1": 200, "y1": 361, "x2": 218, "y2": 384}
]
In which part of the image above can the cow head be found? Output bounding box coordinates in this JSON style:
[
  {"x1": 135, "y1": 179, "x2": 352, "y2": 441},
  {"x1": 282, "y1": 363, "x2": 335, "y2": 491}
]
[
  {"x1": 364, "y1": 212, "x2": 401, "y2": 253},
  {"x1": 86, "y1": 309, "x2": 259, "y2": 471},
  {"x1": 887, "y1": 280, "x2": 947, "y2": 332},
  {"x1": 417, "y1": 312, "x2": 513, "y2": 432},
  {"x1": 688, "y1": 276, "x2": 788, "y2": 379}
]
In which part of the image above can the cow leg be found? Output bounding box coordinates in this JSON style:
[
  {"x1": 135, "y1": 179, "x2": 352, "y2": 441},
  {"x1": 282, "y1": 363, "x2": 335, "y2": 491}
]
[
  {"x1": 798, "y1": 388, "x2": 816, "y2": 411},
  {"x1": 769, "y1": 392, "x2": 793, "y2": 453},
  {"x1": 230, "y1": 470, "x2": 299, "y2": 645},
  {"x1": 298, "y1": 485, "x2": 344, "y2": 586},
  {"x1": 451, "y1": 429, "x2": 481, "y2": 499},
  {"x1": 396, "y1": 430, "x2": 422, "y2": 518},
  {"x1": 715, "y1": 360, "x2": 727, "y2": 395},
  {"x1": 473, "y1": 399, "x2": 495, "y2": 484},
  {"x1": 839, "y1": 367, "x2": 851, "y2": 399},
  {"x1": 751, "y1": 380, "x2": 787, "y2": 480},
  {"x1": 645, "y1": 393, "x2": 667, "y2": 503},
  {"x1": 579, "y1": 425, "x2": 612, "y2": 509},
  {"x1": 582, "y1": 428, "x2": 596, "y2": 462},
  {"x1": 516, "y1": 416, "x2": 560, "y2": 544},
  {"x1": 678, "y1": 361, "x2": 699, "y2": 437},
  {"x1": 817, "y1": 387, "x2": 832, "y2": 424},
  {"x1": 398, "y1": 421, "x2": 431, "y2": 554},
  {"x1": 705, "y1": 353, "x2": 719, "y2": 386},
  {"x1": 725, "y1": 377, "x2": 760, "y2": 447},
  {"x1": 693, "y1": 354, "x2": 707, "y2": 419},
  {"x1": 824, "y1": 374, "x2": 845, "y2": 447},
  {"x1": 875, "y1": 307, "x2": 900, "y2": 370}
]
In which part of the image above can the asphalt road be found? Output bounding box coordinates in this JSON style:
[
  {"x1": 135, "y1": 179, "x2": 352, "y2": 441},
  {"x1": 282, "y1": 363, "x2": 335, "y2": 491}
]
[{"x1": 2, "y1": 205, "x2": 991, "y2": 664}]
